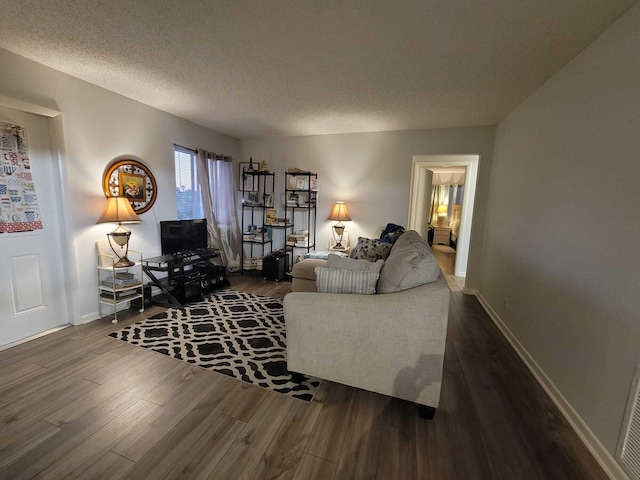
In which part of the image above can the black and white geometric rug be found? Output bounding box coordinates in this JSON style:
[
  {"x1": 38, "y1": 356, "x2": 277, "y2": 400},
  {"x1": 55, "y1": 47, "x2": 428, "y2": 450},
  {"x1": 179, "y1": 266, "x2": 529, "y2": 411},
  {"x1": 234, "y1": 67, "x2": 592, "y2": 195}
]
[{"x1": 108, "y1": 290, "x2": 321, "y2": 402}]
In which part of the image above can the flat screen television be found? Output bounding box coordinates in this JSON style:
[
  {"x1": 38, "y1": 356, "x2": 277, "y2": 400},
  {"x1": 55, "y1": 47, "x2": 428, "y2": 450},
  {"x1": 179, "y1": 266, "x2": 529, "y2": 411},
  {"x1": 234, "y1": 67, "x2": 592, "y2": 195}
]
[{"x1": 160, "y1": 219, "x2": 208, "y2": 255}]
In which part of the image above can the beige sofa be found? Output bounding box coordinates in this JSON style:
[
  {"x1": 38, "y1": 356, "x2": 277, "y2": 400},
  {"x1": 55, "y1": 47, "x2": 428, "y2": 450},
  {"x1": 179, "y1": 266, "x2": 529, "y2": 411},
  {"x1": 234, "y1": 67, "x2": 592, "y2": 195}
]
[{"x1": 284, "y1": 231, "x2": 450, "y2": 415}]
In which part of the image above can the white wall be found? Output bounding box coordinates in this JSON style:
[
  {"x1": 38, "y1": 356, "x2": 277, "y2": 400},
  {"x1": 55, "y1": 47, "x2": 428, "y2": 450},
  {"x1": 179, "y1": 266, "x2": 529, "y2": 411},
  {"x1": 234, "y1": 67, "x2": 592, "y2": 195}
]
[
  {"x1": 241, "y1": 127, "x2": 495, "y2": 289},
  {"x1": 0, "y1": 48, "x2": 240, "y2": 324},
  {"x1": 480, "y1": 1, "x2": 640, "y2": 459}
]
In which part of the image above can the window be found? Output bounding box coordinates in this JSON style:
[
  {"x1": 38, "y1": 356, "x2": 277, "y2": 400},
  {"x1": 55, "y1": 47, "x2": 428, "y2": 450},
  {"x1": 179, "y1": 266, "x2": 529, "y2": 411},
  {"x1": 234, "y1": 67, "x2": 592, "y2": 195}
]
[{"x1": 174, "y1": 146, "x2": 203, "y2": 220}]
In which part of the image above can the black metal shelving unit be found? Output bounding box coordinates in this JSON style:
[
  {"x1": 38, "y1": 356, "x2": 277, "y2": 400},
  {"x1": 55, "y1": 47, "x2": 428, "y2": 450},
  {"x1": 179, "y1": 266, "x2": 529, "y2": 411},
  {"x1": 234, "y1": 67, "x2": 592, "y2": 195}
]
[
  {"x1": 239, "y1": 161, "x2": 276, "y2": 275},
  {"x1": 284, "y1": 171, "x2": 318, "y2": 266}
]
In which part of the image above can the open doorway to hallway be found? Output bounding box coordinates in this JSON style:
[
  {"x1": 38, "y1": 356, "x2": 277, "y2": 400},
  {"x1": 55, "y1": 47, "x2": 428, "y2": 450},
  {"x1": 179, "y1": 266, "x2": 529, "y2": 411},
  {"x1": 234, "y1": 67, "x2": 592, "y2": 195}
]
[{"x1": 408, "y1": 154, "x2": 480, "y2": 291}]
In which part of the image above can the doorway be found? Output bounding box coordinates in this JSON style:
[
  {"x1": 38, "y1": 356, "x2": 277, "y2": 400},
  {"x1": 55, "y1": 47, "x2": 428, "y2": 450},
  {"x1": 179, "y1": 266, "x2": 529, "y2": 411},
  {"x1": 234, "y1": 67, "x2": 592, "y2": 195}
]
[
  {"x1": 0, "y1": 106, "x2": 70, "y2": 348},
  {"x1": 408, "y1": 154, "x2": 480, "y2": 282}
]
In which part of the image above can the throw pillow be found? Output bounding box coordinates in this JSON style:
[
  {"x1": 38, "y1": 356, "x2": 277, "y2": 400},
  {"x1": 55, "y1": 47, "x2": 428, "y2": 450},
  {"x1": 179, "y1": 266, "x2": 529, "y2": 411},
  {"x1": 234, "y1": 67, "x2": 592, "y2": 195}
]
[
  {"x1": 350, "y1": 237, "x2": 392, "y2": 262},
  {"x1": 315, "y1": 267, "x2": 379, "y2": 295},
  {"x1": 377, "y1": 230, "x2": 441, "y2": 293},
  {"x1": 326, "y1": 254, "x2": 384, "y2": 273},
  {"x1": 379, "y1": 223, "x2": 405, "y2": 244}
]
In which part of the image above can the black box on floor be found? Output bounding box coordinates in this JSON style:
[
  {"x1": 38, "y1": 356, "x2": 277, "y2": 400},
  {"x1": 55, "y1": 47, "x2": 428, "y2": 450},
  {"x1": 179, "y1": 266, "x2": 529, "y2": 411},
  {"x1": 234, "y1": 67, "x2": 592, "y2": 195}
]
[
  {"x1": 263, "y1": 254, "x2": 289, "y2": 281},
  {"x1": 131, "y1": 285, "x2": 152, "y2": 310}
]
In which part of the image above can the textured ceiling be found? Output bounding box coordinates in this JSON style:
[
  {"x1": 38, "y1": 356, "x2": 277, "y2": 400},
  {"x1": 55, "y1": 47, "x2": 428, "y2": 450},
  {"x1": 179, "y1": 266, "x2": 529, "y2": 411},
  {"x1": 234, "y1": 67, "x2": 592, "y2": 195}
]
[{"x1": 0, "y1": 0, "x2": 635, "y2": 139}]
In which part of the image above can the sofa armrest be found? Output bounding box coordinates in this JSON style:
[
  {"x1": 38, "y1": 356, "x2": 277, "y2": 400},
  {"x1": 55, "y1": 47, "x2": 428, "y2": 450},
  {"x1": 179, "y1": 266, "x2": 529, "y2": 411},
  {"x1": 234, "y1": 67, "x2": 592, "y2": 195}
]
[{"x1": 283, "y1": 275, "x2": 450, "y2": 407}]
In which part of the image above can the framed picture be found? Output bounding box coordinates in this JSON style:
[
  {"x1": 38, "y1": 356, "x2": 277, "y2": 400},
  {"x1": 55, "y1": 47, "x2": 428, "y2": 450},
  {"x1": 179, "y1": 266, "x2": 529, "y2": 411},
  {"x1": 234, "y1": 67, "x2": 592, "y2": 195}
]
[
  {"x1": 296, "y1": 178, "x2": 307, "y2": 190},
  {"x1": 102, "y1": 159, "x2": 157, "y2": 214},
  {"x1": 245, "y1": 191, "x2": 260, "y2": 205},
  {"x1": 265, "y1": 208, "x2": 278, "y2": 224},
  {"x1": 119, "y1": 172, "x2": 146, "y2": 201},
  {"x1": 263, "y1": 192, "x2": 274, "y2": 207}
]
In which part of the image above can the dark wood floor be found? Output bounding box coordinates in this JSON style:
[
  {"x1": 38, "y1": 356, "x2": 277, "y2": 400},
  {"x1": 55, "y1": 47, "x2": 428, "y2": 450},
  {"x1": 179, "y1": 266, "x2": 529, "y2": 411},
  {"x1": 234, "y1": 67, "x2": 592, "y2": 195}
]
[{"x1": 0, "y1": 273, "x2": 608, "y2": 479}]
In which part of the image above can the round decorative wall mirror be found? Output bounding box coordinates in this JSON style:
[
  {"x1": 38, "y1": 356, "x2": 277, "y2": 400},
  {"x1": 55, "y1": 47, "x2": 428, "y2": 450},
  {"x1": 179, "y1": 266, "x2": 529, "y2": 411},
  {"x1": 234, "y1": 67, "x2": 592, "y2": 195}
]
[{"x1": 102, "y1": 159, "x2": 157, "y2": 214}]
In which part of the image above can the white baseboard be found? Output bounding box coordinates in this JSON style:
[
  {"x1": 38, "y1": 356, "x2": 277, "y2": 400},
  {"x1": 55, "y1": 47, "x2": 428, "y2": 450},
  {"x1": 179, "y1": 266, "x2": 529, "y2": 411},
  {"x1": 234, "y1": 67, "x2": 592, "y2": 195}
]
[
  {"x1": 83, "y1": 302, "x2": 132, "y2": 324},
  {"x1": 0, "y1": 325, "x2": 70, "y2": 352},
  {"x1": 474, "y1": 292, "x2": 630, "y2": 480}
]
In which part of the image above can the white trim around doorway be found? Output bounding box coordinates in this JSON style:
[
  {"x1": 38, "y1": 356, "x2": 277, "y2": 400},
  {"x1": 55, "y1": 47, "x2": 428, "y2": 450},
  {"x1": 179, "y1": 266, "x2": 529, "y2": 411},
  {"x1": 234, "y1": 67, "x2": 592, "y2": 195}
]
[{"x1": 408, "y1": 154, "x2": 480, "y2": 279}]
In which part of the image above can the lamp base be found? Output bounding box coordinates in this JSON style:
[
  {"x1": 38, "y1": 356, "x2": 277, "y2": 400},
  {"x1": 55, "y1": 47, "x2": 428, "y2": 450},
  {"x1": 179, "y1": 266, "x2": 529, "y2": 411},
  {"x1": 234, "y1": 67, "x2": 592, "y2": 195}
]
[
  {"x1": 106, "y1": 228, "x2": 134, "y2": 268},
  {"x1": 113, "y1": 257, "x2": 135, "y2": 268}
]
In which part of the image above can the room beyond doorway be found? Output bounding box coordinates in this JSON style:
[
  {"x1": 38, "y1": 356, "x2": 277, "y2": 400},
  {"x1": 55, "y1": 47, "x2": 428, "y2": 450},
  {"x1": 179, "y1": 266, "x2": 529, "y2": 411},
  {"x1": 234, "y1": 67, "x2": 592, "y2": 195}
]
[{"x1": 408, "y1": 154, "x2": 480, "y2": 282}]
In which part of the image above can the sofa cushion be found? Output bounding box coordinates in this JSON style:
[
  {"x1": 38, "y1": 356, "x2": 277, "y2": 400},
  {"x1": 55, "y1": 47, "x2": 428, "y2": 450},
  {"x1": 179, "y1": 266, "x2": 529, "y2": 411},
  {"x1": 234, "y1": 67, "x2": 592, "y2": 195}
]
[
  {"x1": 290, "y1": 258, "x2": 326, "y2": 281},
  {"x1": 350, "y1": 237, "x2": 392, "y2": 262},
  {"x1": 377, "y1": 230, "x2": 441, "y2": 293},
  {"x1": 326, "y1": 254, "x2": 384, "y2": 273},
  {"x1": 315, "y1": 267, "x2": 379, "y2": 295}
]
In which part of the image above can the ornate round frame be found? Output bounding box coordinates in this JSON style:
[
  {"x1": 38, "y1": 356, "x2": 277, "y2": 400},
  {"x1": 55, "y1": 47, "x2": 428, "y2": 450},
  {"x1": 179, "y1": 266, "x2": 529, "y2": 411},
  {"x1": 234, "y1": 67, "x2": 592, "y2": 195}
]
[{"x1": 102, "y1": 159, "x2": 157, "y2": 214}]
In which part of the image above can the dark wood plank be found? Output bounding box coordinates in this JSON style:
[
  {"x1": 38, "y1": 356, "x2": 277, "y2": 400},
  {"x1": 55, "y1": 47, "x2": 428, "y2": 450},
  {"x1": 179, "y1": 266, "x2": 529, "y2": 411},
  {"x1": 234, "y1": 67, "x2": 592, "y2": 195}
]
[
  {"x1": 250, "y1": 399, "x2": 323, "y2": 480},
  {"x1": 0, "y1": 274, "x2": 611, "y2": 480},
  {"x1": 305, "y1": 381, "x2": 355, "y2": 464},
  {"x1": 415, "y1": 399, "x2": 458, "y2": 480},
  {"x1": 0, "y1": 363, "x2": 179, "y2": 479},
  {"x1": 32, "y1": 399, "x2": 159, "y2": 480},
  {"x1": 206, "y1": 391, "x2": 295, "y2": 480},
  {"x1": 377, "y1": 398, "x2": 418, "y2": 480},
  {"x1": 110, "y1": 367, "x2": 223, "y2": 462},
  {"x1": 76, "y1": 451, "x2": 135, "y2": 480},
  {"x1": 292, "y1": 453, "x2": 337, "y2": 480},
  {"x1": 44, "y1": 350, "x2": 177, "y2": 428},
  {"x1": 334, "y1": 388, "x2": 387, "y2": 480},
  {"x1": 120, "y1": 380, "x2": 244, "y2": 479}
]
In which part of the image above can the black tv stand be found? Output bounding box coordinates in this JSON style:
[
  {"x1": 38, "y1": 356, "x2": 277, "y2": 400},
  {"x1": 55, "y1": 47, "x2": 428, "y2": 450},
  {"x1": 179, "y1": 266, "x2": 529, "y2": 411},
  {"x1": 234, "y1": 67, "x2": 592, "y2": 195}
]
[{"x1": 142, "y1": 248, "x2": 228, "y2": 308}]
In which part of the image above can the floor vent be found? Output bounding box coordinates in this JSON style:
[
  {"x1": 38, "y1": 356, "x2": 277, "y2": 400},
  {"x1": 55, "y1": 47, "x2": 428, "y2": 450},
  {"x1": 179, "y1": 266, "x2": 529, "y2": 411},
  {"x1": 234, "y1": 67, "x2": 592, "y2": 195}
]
[{"x1": 617, "y1": 365, "x2": 640, "y2": 480}]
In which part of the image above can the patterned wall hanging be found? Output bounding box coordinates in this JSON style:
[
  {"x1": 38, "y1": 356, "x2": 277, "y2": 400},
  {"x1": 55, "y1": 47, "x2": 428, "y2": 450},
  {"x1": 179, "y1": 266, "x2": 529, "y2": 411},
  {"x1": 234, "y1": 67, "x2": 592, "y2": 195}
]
[
  {"x1": 0, "y1": 122, "x2": 43, "y2": 233},
  {"x1": 102, "y1": 159, "x2": 157, "y2": 214}
]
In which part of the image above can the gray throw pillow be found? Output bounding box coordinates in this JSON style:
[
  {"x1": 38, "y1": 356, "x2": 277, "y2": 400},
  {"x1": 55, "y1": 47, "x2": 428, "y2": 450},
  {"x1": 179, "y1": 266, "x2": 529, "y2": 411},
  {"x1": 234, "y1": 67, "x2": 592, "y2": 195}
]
[{"x1": 326, "y1": 254, "x2": 384, "y2": 273}]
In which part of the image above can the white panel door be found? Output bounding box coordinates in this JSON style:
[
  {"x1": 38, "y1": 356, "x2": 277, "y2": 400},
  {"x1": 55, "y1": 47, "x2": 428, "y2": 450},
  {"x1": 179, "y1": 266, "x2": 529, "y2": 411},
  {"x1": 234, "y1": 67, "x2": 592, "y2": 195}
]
[{"x1": 0, "y1": 106, "x2": 69, "y2": 347}]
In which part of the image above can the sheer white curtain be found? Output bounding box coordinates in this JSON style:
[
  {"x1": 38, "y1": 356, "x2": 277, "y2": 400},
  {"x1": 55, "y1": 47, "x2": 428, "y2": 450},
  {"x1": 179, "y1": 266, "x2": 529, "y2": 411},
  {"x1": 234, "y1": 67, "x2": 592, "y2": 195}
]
[
  {"x1": 429, "y1": 184, "x2": 464, "y2": 225},
  {"x1": 196, "y1": 149, "x2": 241, "y2": 271},
  {"x1": 429, "y1": 185, "x2": 449, "y2": 225}
]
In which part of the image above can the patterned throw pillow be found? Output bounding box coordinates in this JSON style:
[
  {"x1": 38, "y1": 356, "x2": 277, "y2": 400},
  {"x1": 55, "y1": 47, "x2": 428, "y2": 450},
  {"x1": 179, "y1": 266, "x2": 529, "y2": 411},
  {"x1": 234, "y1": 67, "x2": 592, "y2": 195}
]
[
  {"x1": 350, "y1": 237, "x2": 393, "y2": 262},
  {"x1": 315, "y1": 267, "x2": 379, "y2": 295}
]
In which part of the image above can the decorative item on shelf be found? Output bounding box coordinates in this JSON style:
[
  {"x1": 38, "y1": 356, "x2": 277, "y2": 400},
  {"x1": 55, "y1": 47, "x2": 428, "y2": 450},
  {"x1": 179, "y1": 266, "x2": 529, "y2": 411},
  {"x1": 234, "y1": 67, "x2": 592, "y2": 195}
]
[
  {"x1": 102, "y1": 159, "x2": 157, "y2": 214},
  {"x1": 287, "y1": 192, "x2": 299, "y2": 207},
  {"x1": 296, "y1": 178, "x2": 307, "y2": 190},
  {"x1": 244, "y1": 191, "x2": 260, "y2": 206},
  {"x1": 97, "y1": 196, "x2": 141, "y2": 267},
  {"x1": 265, "y1": 208, "x2": 278, "y2": 224},
  {"x1": 437, "y1": 204, "x2": 448, "y2": 226},
  {"x1": 260, "y1": 161, "x2": 268, "y2": 172},
  {"x1": 328, "y1": 201, "x2": 351, "y2": 251},
  {"x1": 263, "y1": 192, "x2": 274, "y2": 207}
]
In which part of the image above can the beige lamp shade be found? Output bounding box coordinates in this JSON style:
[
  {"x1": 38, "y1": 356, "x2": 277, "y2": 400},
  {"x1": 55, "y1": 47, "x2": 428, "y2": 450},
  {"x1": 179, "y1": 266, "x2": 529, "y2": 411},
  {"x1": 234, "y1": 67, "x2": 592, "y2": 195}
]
[
  {"x1": 328, "y1": 201, "x2": 352, "y2": 222},
  {"x1": 97, "y1": 196, "x2": 141, "y2": 224}
]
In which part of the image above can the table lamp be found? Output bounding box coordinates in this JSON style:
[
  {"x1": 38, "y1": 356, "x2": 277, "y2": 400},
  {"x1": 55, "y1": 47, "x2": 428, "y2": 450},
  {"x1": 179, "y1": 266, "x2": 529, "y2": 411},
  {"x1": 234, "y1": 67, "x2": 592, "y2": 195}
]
[
  {"x1": 328, "y1": 201, "x2": 351, "y2": 250},
  {"x1": 97, "y1": 196, "x2": 141, "y2": 267}
]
